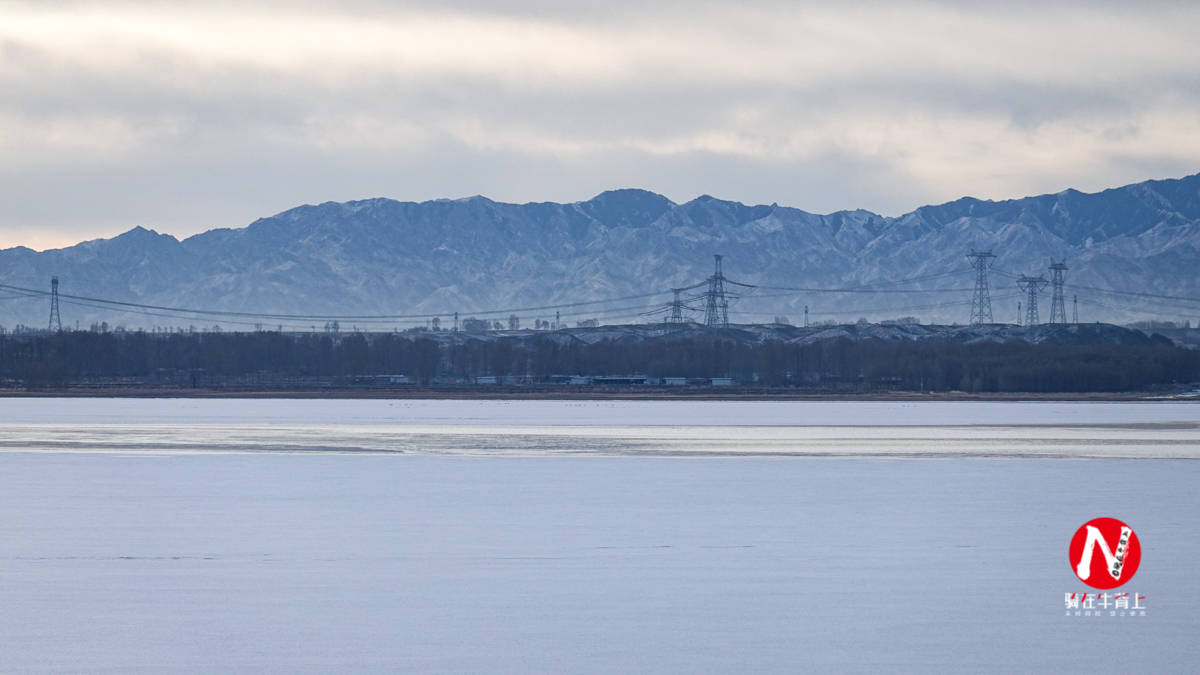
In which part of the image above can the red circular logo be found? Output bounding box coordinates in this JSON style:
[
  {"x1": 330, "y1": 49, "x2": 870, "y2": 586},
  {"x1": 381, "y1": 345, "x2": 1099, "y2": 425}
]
[{"x1": 1068, "y1": 517, "x2": 1140, "y2": 589}]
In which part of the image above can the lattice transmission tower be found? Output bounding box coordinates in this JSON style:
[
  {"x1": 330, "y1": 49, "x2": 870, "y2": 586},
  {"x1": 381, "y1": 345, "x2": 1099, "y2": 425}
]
[
  {"x1": 667, "y1": 288, "x2": 688, "y2": 325},
  {"x1": 967, "y1": 250, "x2": 996, "y2": 324},
  {"x1": 1017, "y1": 275, "x2": 1049, "y2": 326},
  {"x1": 1048, "y1": 260, "x2": 1068, "y2": 324},
  {"x1": 48, "y1": 276, "x2": 62, "y2": 332},
  {"x1": 703, "y1": 254, "x2": 730, "y2": 328}
]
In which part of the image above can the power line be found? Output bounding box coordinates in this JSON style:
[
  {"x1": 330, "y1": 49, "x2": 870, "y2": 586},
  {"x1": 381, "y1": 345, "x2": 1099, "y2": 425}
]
[
  {"x1": 1069, "y1": 288, "x2": 1200, "y2": 316},
  {"x1": 1073, "y1": 297, "x2": 1190, "y2": 320},
  {"x1": 735, "y1": 293, "x2": 1021, "y2": 319},
  {"x1": 755, "y1": 269, "x2": 973, "y2": 294},
  {"x1": 740, "y1": 287, "x2": 973, "y2": 300},
  {"x1": 0, "y1": 289, "x2": 45, "y2": 301},
  {"x1": 0, "y1": 265, "x2": 1051, "y2": 330},
  {"x1": 5, "y1": 255, "x2": 1195, "y2": 332},
  {"x1": 52, "y1": 294, "x2": 672, "y2": 331},
  {"x1": 995, "y1": 269, "x2": 1200, "y2": 308},
  {"x1": 55, "y1": 297, "x2": 315, "y2": 330},
  {"x1": 1068, "y1": 284, "x2": 1200, "y2": 306},
  {"x1": 0, "y1": 280, "x2": 671, "y2": 322},
  {"x1": 1073, "y1": 295, "x2": 1197, "y2": 321},
  {"x1": 1083, "y1": 293, "x2": 1185, "y2": 316}
]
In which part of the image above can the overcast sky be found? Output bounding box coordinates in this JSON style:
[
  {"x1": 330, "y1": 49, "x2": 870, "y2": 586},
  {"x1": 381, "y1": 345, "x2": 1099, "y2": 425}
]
[{"x1": 2, "y1": 0, "x2": 1198, "y2": 250}]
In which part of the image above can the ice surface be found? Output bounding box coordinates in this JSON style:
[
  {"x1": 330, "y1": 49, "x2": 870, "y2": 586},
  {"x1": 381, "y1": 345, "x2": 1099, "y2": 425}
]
[
  {"x1": 1, "y1": 400, "x2": 1198, "y2": 672},
  {"x1": 0, "y1": 398, "x2": 1196, "y2": 459},
  {"x1": 1, "y1": 421, "x2": 1199, "y2": 458},
  {"x1": 2, "y1": 455, "x2": 1198, "y2": 672},
  {"x1": 0, "y1": 397, "x2": 1197, "y2": 427}
]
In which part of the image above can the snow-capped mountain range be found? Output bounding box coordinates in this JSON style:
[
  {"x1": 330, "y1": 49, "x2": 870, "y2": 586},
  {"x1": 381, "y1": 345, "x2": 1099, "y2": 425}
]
[{"x1": 2, "y1": 173, "x2": 1198, "y2": 329}]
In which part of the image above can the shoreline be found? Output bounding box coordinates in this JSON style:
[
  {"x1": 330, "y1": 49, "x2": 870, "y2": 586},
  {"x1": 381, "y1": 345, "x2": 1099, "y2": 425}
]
[{"x1": 1, "y1": 387, "x2": 1196, "y2": 402}]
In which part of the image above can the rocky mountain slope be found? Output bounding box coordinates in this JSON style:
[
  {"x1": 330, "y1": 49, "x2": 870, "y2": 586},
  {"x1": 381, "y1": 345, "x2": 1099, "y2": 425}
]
[{"x1": 2, "y1": 173, "x2": 1198, "y2": 329}]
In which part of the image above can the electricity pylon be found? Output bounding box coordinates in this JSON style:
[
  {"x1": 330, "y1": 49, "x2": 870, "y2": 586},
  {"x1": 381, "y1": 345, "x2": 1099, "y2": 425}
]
[
  {"x1": 967, "y1": 250, "x2": 996, "y2": 324},
  {"x1": 1017, "y1": 275, "x2": 1049, "y2": 326}
]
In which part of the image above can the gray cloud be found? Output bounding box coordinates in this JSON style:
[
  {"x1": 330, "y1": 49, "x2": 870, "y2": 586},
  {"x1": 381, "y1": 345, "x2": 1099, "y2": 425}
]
[{"x1": 1, "y1": 0, "x2": 1198, "y2": 248}]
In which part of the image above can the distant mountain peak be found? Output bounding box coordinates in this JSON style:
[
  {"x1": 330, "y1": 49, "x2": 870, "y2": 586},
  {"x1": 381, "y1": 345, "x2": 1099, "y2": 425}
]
[
  {"x1": 586, "y1": 188, "x2": 672, "y2": 203},
  {"x1": 1, "y1": 173, "x2": 1197, "y2": 328},
  {"x1": 115, "y1": 225, "x2": 172, "y2": 239},
  {"x1": 579, "y1": 188, "x2": 674, "y2": 228}
]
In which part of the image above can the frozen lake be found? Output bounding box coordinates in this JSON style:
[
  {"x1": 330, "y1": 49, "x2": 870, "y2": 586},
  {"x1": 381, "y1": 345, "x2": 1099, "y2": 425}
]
[
  {"x1": 1, "y1": 399, "x2": 1198, "y2": 672},
  {"x1": 1, "y1": 398, "x2": 1198, "y2": 458}
]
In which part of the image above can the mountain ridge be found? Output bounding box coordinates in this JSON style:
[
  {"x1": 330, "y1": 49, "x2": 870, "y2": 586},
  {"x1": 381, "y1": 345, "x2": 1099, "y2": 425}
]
[{"x1": 2, "y1": 173, "x2": 1198, "y2": 329}]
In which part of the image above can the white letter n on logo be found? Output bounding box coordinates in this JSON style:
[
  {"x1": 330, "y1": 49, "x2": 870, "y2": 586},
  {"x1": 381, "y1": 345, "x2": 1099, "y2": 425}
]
[{"x1": 1075, "y1": 525, "x2": 1132, "y2": 581}]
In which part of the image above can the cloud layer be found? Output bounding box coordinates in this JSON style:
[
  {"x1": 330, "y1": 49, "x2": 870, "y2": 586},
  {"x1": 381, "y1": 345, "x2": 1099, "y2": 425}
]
[{"x1": 2, "y1": 0, "x2": 1199, "y2": 248}]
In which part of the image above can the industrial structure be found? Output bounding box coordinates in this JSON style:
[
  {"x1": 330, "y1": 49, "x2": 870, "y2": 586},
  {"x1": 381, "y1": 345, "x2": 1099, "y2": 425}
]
[
  {"x1": 5, "y1": 248, "x2": 1194, "y2": 335},
  {"x1": 667, "y1": 288, "x2": 688, "y2": 325},
  {"x1": 1017, "y1": 275, "x2": 1049, "y2": 326},
  {"x1": 967, "y1": 250, "x2": 995, "y2": 324},
  {"x1": 703, "y1": 254, "x2": 731, "y2": 327},
  {"x1": 48, "y1": 276, "x2": 61, "y2": 332},
  {"x1": 1048, "y1": 260, "x2": 1068, "y2": 324},
  {"x1": 700, "y1": 254, "x2": 756, "y2": 328}
]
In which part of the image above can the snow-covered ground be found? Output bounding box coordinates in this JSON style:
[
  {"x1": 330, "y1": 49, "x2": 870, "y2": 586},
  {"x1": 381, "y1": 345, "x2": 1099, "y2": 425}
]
[{"x1": 1, "y1": 400, "x2": 1198, "y2": 672}]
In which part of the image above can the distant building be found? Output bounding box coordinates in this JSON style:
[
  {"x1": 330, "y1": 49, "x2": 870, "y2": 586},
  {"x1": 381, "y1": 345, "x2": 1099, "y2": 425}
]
[
  {"x1": 592, "y1": 375, "x2": 647, "y2": 386},
  {"x1": 549, "y1": 374, "x2": 591, "y2": 385},
  {"x1": 352, "y1": 374, "x2": 410, "y2": 386},
  {"x1": 710, "y1": 377, "x2": 734, "y2": 386},
  {"x1": 663, "y1": 377, "x2": 688, "y2": 386}
]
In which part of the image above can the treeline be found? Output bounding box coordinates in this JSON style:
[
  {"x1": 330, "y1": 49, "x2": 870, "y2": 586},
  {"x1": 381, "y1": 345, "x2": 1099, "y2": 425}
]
[{"x1": 0, "y1": 329, "x2": 1197, "y2": 393}]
